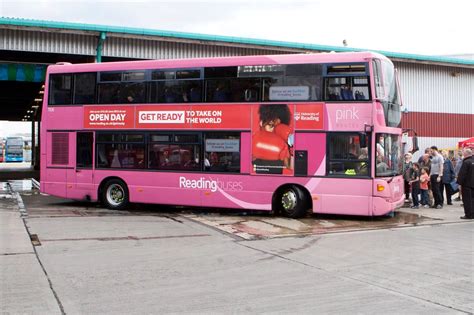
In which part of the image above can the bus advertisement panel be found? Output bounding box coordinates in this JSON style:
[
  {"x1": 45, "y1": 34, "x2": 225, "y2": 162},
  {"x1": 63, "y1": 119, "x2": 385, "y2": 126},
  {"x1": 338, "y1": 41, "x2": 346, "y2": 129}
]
[
  {"x1": 84, "y1": 104, "x2": 324, "y2": 130},
  {"x1": 83, "y1": 103, "x2": 326, "y2": 177}
]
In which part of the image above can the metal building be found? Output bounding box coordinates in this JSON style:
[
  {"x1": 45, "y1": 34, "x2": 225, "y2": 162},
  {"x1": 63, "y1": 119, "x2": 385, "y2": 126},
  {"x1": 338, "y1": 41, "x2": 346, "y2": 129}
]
[{"x1": 1, "y1": 17, "x2": 473, "y2": 157}]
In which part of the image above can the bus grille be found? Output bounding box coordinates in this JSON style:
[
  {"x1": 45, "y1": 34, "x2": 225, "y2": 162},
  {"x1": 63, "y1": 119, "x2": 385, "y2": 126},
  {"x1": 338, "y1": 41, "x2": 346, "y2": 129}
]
[{"x1": 52, "y1": 133, "x2": 69, "y2": 165}]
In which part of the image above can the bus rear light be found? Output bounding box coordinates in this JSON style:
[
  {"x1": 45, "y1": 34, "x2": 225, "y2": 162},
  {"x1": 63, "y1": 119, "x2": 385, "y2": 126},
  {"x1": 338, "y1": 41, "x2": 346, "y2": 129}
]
[{"x1": 377, "y1": 184, "x2": 385, "y2": 192}]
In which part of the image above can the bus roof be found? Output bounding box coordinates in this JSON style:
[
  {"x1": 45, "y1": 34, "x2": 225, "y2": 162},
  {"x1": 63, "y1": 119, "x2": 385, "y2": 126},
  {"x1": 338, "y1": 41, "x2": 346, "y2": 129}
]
[{"x1": 46, "y1": 51, "x2": 388, "y2": 74}]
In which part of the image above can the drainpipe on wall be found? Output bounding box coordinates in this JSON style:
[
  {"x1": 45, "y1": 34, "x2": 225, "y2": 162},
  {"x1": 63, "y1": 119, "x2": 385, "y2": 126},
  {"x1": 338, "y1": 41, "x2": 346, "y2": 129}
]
[{"x1": 95, "y1": 32, "x2": 107, "y2": 63}]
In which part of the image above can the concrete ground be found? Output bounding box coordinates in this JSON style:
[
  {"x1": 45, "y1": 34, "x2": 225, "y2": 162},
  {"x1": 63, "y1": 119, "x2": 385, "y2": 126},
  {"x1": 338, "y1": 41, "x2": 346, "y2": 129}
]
[
  {"x1": 0, "y1": 182, "x2": 61, "y2": 314},
  {"x1": 1, "y1": 179, "x2": 473, "y2": 314}
]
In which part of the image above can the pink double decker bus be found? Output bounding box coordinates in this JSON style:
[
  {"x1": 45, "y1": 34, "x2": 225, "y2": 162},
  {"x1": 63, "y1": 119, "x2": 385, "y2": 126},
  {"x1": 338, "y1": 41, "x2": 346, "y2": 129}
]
[{"x1": 41, "y1": 52, "x2": 406, "y2": 218}]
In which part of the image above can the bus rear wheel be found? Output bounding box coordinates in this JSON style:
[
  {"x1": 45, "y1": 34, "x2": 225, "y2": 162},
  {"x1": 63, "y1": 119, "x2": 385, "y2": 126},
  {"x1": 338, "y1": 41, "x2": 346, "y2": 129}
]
[
  {"x1": 102, "y1": 179, "x2": 129, "y2": 210},
  {"x1": 278, "y1": 186, "x2": 308, "y2": 218}
]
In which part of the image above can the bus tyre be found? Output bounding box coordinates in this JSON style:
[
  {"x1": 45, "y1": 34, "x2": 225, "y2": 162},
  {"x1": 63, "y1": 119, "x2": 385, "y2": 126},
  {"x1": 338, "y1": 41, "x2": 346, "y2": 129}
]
[
  {"x1": 102, "y1": 179, "x2": 129, "y2": 210},
  {"x1": 279, "y1": 186, "x2": 308, "y2": 218}
]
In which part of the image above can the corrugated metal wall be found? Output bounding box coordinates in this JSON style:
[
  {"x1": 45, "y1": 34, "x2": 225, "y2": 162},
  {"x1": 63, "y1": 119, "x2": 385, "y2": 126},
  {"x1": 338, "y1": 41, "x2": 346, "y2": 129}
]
[
  {"x1": 395, "y1": 61, "x2": 474, "y2": 114},
  {"x1": 395, "y1": 62, "x2": 474, "y2": 151},
  {"x1": 1, "y1": 28, "x2": 286, "y2": 59},
  {"x1": 401, "y1": 112, "x2": 473, "y2": 137},
  {"x1": 0, "y1": 28, "x2": 97, "y2": 55},
  {"x1": 103, "y1": 35, "x2": 283, "y2": 59}
]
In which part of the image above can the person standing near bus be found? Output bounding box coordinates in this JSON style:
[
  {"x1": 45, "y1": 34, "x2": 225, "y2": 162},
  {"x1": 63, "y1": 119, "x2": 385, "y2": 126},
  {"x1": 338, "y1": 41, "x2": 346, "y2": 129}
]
[
  {"x1": 453, "y1": 150, "x2": 464, "y2": 201},
  {"x1": 419, "y1": 167, "x2": 430, "y2": 208},
  {"x1": 403, "y1": 153, "x2": 413, "y2": 202},
  {"x1": 418, "y1": 148, "x2": 431, "y2": 164},
  {"x1": 457, "y1": 148, "x2": 474, "y2": 219},
  {"x1": 429, "y1": 146, "x2": 444, "y2": 209},
  {"x1": 419, "y1": 153, "x2": 433, "y2": 205},
  {"x1": 440, "y1": 150, "x2": 455, "y2": 205},
  {"x1": 420, "y1": 153, "x2": 432, "y2": 172},
  {"x1": 409, "y1": 163, "x2": 421, "y2": 209}
]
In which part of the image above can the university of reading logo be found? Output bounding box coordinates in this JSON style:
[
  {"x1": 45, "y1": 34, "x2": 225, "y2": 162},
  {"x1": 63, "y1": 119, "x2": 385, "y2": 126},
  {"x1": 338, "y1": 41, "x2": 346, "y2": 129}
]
[{"x1": 295, "y1": 111, "x2": 320, "y2": 122}]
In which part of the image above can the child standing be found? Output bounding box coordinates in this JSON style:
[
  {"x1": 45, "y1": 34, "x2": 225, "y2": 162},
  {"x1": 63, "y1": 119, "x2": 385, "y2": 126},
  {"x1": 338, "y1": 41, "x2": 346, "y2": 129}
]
[
  {"x1": 409, "y1": 163, "x2": 421, "y2": 209},
  {"x1": 420, "y1": 167, "x2": 430, "y2": 208}
]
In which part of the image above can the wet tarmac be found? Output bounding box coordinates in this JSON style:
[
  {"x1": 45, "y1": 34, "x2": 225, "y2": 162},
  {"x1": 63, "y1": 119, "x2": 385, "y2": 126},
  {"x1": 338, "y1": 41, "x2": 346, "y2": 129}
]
[
  {"x1": 183, "y1": 211, "x2": 433, "y2": 240},
  {"x1": 3, "y1": 179, "x2": 469, "y2": 240}
]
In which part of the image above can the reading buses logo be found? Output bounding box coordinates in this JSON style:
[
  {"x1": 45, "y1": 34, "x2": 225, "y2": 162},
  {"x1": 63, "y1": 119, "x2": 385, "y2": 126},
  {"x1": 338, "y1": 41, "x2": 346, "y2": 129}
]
[
  {"x1": 139, "y1": 111, "x2": 185, "y2": 124},
  {"x1": 179, "y1": 176, "x2": 243, "y2": 192},
  {"x1": 180, "y1": 177, "x2": 218, "y2": 192}
]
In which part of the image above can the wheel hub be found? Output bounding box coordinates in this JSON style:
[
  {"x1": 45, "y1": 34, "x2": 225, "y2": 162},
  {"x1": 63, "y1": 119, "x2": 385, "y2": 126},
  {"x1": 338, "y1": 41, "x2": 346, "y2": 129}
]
[
  {"x1": 107, "y1": 184, "x2": 124, "y2": 206},
  {"x1": 281, "y1": 190, "x2": 297, "y2": 211}
]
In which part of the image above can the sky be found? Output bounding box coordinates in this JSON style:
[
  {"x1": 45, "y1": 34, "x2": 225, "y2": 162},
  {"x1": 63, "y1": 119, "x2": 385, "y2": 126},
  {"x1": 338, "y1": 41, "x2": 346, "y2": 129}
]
[
  {"x1": 0, "y1": 0, "x2": 472, "y2": 56},
  {"x1": 0, "y1": 122, "x2": 31, "y2": 138}
]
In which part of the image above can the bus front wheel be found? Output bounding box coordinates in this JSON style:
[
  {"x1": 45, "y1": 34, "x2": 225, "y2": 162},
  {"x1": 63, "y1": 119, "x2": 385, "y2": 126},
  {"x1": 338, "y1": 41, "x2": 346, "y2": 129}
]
[
  {"x1": 102, "y1": 179, "x2": 129, "y2": 210},
  {"x1": 278, "y1": 186, "x2": 308, "y2": 218}
]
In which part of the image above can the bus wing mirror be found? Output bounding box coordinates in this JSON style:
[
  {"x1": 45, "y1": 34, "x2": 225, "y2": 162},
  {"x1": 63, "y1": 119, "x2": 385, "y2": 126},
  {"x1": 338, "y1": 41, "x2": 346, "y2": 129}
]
[
  {"x1": 404, "y1": 129, "x2": 419, "y2": 154},
  {"x1": 403, "y1": 128, "x2": 419, "y2": 154},
  {"x1": 411, "y1": 135, "x2": 419, "y2": 154}
]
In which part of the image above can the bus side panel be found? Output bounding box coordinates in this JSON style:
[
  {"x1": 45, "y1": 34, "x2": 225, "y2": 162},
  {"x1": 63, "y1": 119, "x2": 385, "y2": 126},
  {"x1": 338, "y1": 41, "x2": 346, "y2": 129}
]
[
  {"x1": 93, "y1": 171, "x2": 274, "y2": 210},
  {"x1": 42, "y1": 168, "x2": 68, "y2": 199},
  {"x1": 70, "y1": 168, "x2": 96, "y2": 200},
  {"x1": 320, "y1": 194, "x2": 371, "y2": 216},
  {"x1": 318, "y1": 178, "x2": 372, "y2": 216},
  {"x1": 240, "y1": 132, "x2": 251, "y2": 174},
  {"x1": 42, "y1": 132, "x2": 75, "y2": 199},
  {"x1": 200, "y1": 174, "x2": 272, "y2": 210},
  {"x1": 294, "y1": 133, "x2": 326, "y2": 176},
  {"x1": 95, "y1": 171, "x2": 203, "y2": 207}
]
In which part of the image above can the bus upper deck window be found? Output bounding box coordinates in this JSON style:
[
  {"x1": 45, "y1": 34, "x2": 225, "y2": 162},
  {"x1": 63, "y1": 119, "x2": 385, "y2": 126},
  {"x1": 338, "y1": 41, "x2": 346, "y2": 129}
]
[{"x1": 49, "y1": 74, "x2": 72, "y2": 105}]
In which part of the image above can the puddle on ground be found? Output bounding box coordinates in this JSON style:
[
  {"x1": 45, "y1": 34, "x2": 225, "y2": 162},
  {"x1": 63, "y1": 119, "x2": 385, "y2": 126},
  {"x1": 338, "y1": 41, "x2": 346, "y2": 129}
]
[{"x1": 184, "y1": 211, "x2": 431, "y2": 240}]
